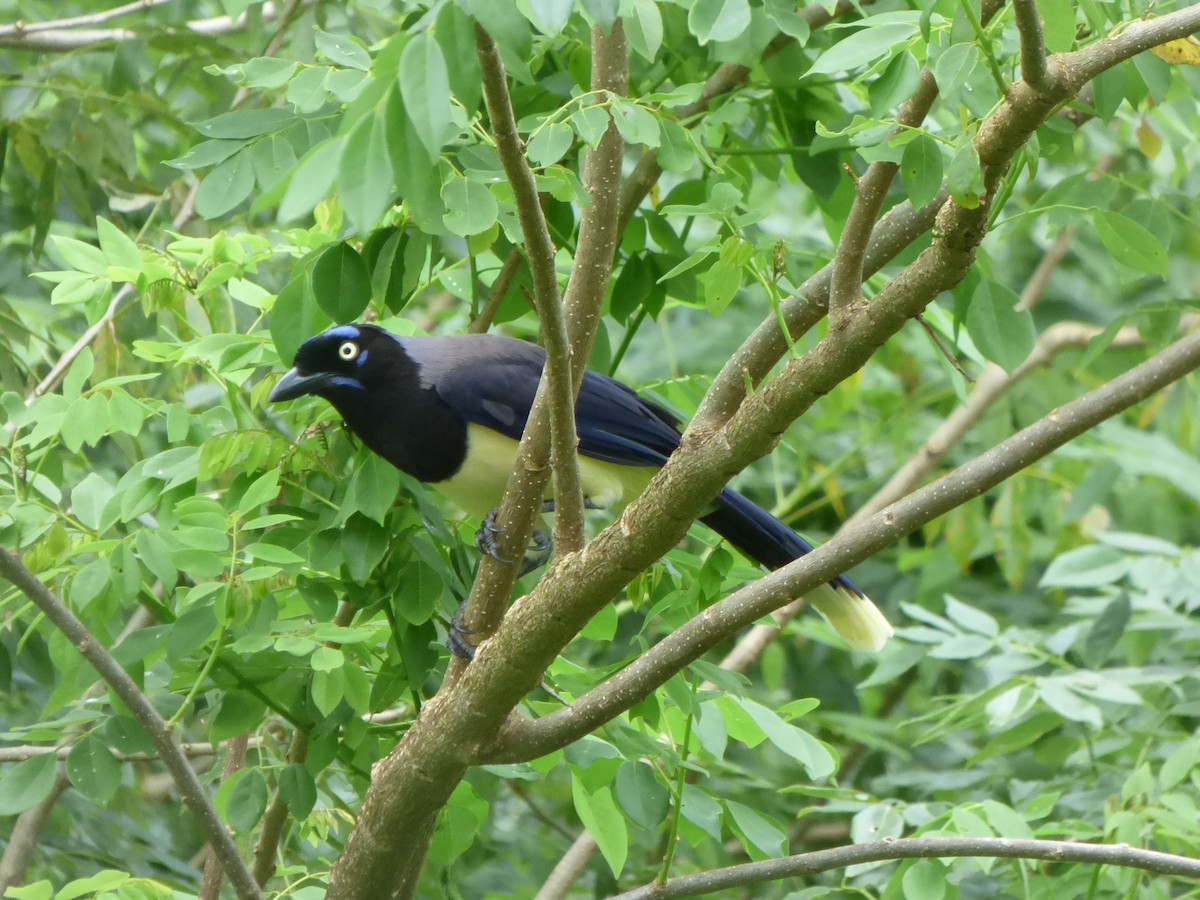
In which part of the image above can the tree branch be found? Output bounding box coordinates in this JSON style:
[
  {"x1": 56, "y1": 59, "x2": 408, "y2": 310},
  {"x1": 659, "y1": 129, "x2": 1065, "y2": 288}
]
[
  {"x1": 536, "y1": 832, "x2": 599, "y2": 900},
  {"x1": 613, "y1": 836, "x2": 1200, "y2": 899},
  {"x1": 492, "y1": 327, "x2": 1200, "y2": 760},
  {"x1": 460, "y1": 25, "x2": 583, "y2": 643},
  {"x1": 0, "y1": 0, "x2": 289, "y2": 48},
  {"x1": 1013, "y1": 0, "x2": 1049, "y2": 87},
  {"x1": 199, "y1": 733, "x2": 251, "y2": 900},
  {"x1": 0, "y1": 549, "x2": 262, "y2": 899},
  {"x1": 0, "y1": 767, "x2": 70, "y2": 896},
  {"x1": 828, "y1": 69, "x2": 939, "y2": 326},
  {"x1": 468, "y1": 246, "x2": 524, "y2": 334}
]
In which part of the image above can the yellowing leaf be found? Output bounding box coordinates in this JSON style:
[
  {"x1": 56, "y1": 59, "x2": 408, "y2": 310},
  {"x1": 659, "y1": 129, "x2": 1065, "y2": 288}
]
[
  {"x1": 1150, "y1": 34, "x2": 1200, "y2": 65},
  {"x1": 1136, "y1": 118, "x2": 1162, "y2": 159}
]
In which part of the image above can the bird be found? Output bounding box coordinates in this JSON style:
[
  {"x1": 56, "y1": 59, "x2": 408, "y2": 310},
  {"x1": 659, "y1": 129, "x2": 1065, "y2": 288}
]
[{"x1": 268, "y1": 323, "x2": 893, "y2": 652}]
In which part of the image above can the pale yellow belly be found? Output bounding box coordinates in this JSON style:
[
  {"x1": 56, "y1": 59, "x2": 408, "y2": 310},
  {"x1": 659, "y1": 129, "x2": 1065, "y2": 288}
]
[{"x1": 433, "y1": 423, "x2": 656, "y2": 517}]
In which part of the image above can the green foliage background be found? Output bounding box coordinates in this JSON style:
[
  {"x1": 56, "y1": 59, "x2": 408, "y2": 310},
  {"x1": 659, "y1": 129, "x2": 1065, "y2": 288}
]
[{"x1": 2, "y1": 0, "x2": 1200, "y2": 897}]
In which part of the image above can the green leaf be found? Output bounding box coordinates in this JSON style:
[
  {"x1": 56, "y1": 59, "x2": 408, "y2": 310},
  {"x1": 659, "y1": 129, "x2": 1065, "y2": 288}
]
[
  {"x1": 623, "y1": 0, "x2": 663, "y2": 61},
  {"x1": 1039, "y1": 544, "x2": 1129, "y2": 588},
  {"x1": 571, "y1": 777, "x2": 628, "y2": 876},
  {"x1": 613, "y1": 761, "x2": 669, "y2": 830},
  {"x1": 1092, "y1": 210, "x2": 1168, "y2": 276},
  {"x1": 527, "y1": 122, "x2": 574, "y2": 167},
  {"x1": 310, "y1": 242, "x2": 372, "y2": 322},
  {"x1": 95, "y1": 217, "x2": 141, "y2": 271},
  {"x1": 279, "y1": 763, "x2": 318, "y2": 818},
  {"x1": 582, "y1": 0, "x2": 619, "y2": 29},
  {"x1": 527, "y1": 0, "x2": 574, "y2": 34},
  {"x1": 1160, "y1": 736, "x2": 1200, "y2": 791},
  {"x1": 688, "y1": 0, "x2": 750, "y2": 45},
  {"x1": 808, "y1": 23, "x2": 917, "y2": 75},
  {"x1": 315, "y1": 29, "x2": 372, "y2": 71},
  {"x1": 571, "y1": 104, "x2": 611, "y2": 148},
  {"x1": 964, "y1": 281, "x2": 1035, "y2": 373},
  {"x1": 237, "y1": 469, "x2": 281, "y2": 516},
  {"x1": 726, "y1": 801, "x2": 786, "y2": 859},
  {"x1": 270, "y1": 268, "x2": 333, "y2": 365},
  {"x1": 0, "y1": 753, "x2": 57, "y2": 815},
  {"x1": 436, "y1": 3, "x2": 482, "y2": 114},
  {"x1": 946, "y1": 141, "x2": 984, "y2": 209},
  {"x1": 51, "y1": 236, "x2": 106, "y2": 276},
  {"x1": 399, "y1": 33, "x2": 452, "y2": 160},
  {"x1": 441, "y1": 175, "x2": 499, "y2": 237},
  {"x1": 226, "y1": 769, "x2": 270, "y2": 833},
  {"x1": 192, "y1": 108, "x2": 296, "y2": 139},
  {"x1": 902, "y1": 859, "x2": 946, "y2": 900},
  {"x1": 339, "y1": 110, "x2": 393, "y2": 232},
  {"x1": 656, "y1": 120, "x2": 696, "y2": 174},
  {"x1": 66, "y1": 735, "x2": 121, "y2": 804},
  {"x1": 312, "y1": 667, "x2": 345, "y2": 715},
  {"x1": 56, "y1": 870, "x2": 130, "y2": 900},
  {"x1": 933, "y1": 43, "x2": 980, "y2": 98},
  {"x1": 732, "y1": 698, "x2": 836, "y2": 780},
  {"x1": 279, "y1": 138, "x2": 345, "y2": 224},
  {"x1": 1083, "y1": 594, "x2": 1131, "y2": 667},
  {"x1": 900, "y1": 134, "x2": 943, "y2": 209},
  {"x1": 311, "y1": 646, "x2": 344, "y2": 672}
]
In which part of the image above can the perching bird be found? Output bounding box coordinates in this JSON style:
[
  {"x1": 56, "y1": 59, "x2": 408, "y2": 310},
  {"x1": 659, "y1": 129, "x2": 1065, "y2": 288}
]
[{"x1": 269, "y1": 324, "x2": 893, "y2": 652}]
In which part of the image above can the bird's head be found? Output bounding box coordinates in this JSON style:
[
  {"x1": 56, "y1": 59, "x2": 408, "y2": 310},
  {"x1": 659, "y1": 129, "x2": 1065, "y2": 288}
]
[{"x1": 268, "y1": 324, "x2": 403, "y2": 404}]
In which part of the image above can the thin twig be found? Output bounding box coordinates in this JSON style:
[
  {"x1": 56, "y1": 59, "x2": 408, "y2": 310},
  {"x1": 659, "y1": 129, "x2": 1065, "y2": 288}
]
[
  {"x1": 829, "y1": 69, "x2": 939, "y2": 326},
  {"x1": 1013, "y1": 0, "x2": 1049, "y2": 87},
  {"x1": 0, "y1": 549, "x2": 262, "y2": 900},
  {"x1": 468, "y1": 246, "x2": 524, "y2": 334},
  {"x1": 0, "y1": 0, "x2": 176, "y2": 36},
  {"x1": 915, "y1": 314, "x2": 974, "y2": 382},
  {"x1": 199, "y1": 733, "x2": 252, "y2": 900},
  {"x1": 613, "y1": 836, "x2": 1200, "y2": 899}
]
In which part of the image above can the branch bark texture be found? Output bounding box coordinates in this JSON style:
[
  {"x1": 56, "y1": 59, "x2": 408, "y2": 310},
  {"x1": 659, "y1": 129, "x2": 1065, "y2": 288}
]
[{"x1": 614, "y1": 836, "x2": 1200, "y2": 899}]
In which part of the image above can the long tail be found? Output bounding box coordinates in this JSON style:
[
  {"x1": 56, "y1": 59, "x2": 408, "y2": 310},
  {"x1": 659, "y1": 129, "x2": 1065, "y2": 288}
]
[{"x1": 699, "y1": 488, "x2": 893, "y2": 652}]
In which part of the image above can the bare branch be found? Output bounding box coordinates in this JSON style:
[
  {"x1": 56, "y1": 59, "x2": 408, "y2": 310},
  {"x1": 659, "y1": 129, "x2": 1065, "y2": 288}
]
[
  {"x1": 493, "y1": 328, "x2": 1200, "y2": 760},
  {"x1": 199, "y1": 734, "x2": 251, "y2": 900},
  {"x1": 536, "y1": 833, "x2": 599, "y2": 900},
  {"x1": 0, "y1": 549, "x2": 262, "y2": 900},
  {"x1": 455, "y1": 26, "x2": 582, "y2": 645},
  {"x1": 468, "y1": 246, "x2": 524, "y2": 334},
  {"x1": 614, "y1": 836, "x2": 1200, "y2": 899},
  {"x1": 828, "y1": 69, "x2": 939, "y2": 325},
  {"x1": 0, "y1": 0, "x2": 176, "y2": 36},
  {"x1": 847, "y1": 321, "x2": 1151, "y2": 527},
  {"x1": 0, "y1": 0, "x2": 288, "y2": 48},
  {"x1": 1013, "y1": 0, "x2": 1049, "y2": 87}
]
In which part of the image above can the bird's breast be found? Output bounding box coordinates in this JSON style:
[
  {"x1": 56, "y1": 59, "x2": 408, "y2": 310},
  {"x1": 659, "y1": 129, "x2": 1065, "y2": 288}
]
[{"x1": 434, "y1": 423, "x2": 656, "y2": 518}]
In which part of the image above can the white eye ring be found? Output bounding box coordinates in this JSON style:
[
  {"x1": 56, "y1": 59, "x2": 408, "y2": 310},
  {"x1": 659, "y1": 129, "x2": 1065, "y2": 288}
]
[{"x1": 338, "y1": 341, "x2": 359, "y2": 360}]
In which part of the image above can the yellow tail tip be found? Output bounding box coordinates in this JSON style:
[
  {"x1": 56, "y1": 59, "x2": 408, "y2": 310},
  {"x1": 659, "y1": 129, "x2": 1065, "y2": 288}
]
[{"x1": 807, "y1": 583, "x2": 893, "y2": 652}]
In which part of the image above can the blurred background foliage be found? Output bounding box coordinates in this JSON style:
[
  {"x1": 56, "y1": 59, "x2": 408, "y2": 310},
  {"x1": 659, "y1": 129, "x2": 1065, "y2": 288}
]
[{"x1": 2, "y1": 0, "x2": 1200, "y2": 897}]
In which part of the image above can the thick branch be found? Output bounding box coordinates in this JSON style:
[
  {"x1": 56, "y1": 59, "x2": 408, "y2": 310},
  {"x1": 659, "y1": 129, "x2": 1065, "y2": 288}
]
[
  {"x1": 614, "y1": 837, "x2": 1200, "y2": 899},
  {"x1": 0, "y1": 549, "x2": 262, "y2": 899},
  {"x1": 494, "y1": 328, "x2": 1200, "y2": 759}
]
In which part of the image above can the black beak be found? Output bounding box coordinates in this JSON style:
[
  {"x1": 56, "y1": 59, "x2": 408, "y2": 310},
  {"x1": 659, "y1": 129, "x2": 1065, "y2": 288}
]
[{"x1": 268, "y1": 368, "x2": 330, "y2": 403}]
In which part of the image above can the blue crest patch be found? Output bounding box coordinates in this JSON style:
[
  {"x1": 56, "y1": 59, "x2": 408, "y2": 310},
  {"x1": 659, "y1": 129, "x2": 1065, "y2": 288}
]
[
  {"x1": 325, "y1": 324, "x2": 361, "y2": 341},
  {"x1": 355, "y1": 350, "x2": 369, "y2": 366}
]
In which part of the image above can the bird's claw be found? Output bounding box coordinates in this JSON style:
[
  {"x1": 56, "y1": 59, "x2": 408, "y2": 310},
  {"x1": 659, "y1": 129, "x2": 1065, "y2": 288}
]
[
  {"x1": 475, "y1": 507, "x2": 554, "y2": 576},
  {"x1": 449, "y1": 601, "x2": 476, "y2": 660},
  {"x1": 475, "y1": 508, "x2": 512, "y2": 564}
]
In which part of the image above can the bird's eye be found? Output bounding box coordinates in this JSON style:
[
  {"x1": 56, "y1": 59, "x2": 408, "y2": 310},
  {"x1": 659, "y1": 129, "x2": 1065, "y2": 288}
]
[{"x1": 338, "y1": 341, "x2": 359, "y2": 360}]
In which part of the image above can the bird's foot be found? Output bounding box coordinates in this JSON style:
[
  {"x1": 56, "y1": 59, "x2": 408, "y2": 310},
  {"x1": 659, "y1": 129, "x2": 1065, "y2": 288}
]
[
  {"x1": 449, "y1": 601, "x2": 476, "y2": 660},
  {"x1": 474, "y1": 507, "x2": 553, "y2": 576}
]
